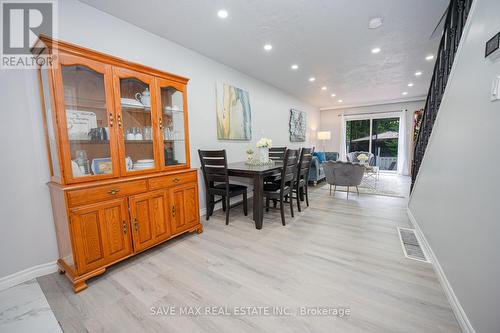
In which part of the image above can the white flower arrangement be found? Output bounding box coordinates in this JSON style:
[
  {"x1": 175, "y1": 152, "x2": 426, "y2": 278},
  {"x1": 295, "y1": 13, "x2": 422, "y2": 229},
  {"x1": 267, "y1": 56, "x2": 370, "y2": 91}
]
[
  {"x1": 256, "y1": 138, "x2": 272, "y2": 148},
  {"x1": 357, "y1": 153, "x2": 369, "y2": 162}
]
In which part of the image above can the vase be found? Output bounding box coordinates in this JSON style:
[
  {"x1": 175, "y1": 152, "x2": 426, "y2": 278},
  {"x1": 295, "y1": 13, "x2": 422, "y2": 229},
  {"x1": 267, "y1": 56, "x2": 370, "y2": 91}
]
[{"x1": 258, "y1": 147, "x2": 269, "y2": 163}]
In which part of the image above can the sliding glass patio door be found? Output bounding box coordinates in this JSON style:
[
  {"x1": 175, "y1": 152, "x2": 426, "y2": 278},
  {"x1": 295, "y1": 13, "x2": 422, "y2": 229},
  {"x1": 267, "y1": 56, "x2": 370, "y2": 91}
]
[{"x1": 346, "y1": 116, "x2": 400, "y2": 171}]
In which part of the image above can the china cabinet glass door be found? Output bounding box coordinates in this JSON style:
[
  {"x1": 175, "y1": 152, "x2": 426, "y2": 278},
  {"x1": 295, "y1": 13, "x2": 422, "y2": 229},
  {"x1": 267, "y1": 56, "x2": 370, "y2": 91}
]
[
  {"x1": 156, "y1": 78, "x2": 189, "y2": 169},
  {"x1": 57, "y1": 54, "x2": 119, "y2": 182},
  {"x1": 113, "y1": 68, "x2": 158, "y2": 174}
]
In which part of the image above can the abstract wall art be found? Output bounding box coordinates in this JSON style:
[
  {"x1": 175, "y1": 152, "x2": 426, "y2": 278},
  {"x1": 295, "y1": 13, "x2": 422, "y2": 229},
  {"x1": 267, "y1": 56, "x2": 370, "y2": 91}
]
[
  {"x1": 289, "y1": 108, "x2": 307, "y2": 142},
  {"x1": 216, "y1": 82, "x2": 252, "y2": 140}
]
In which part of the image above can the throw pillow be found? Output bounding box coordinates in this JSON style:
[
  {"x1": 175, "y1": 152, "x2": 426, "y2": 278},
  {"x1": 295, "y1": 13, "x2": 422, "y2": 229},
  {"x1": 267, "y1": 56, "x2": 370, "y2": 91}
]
[{"x1": 314, "y1": 152, "x2": 326, "y2": 163}]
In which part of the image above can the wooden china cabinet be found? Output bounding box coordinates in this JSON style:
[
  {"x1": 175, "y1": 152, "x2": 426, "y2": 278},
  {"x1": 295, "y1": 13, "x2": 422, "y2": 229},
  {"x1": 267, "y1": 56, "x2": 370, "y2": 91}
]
[{"x1": 34, "y1": 37, "x2": 202, "y2": 292}]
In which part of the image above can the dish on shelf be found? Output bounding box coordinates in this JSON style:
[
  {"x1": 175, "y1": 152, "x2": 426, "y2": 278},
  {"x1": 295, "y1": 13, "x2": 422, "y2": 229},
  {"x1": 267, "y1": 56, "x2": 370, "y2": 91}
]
[
  {"x1": 137, "y1": 159, "x2": 154, "y2": 163},
  {"x1": 120, "y1": 98, "x2": 144, "y2": 107},
  {"x1": 71, "y1": 160, "x2": 87, "y2": 177},
  {"x1": 125, "y1": 157, "x2": 133, "y2": 171},
  {"x1": 91, "y1": 158, "x2": 112, "y2": 175}
]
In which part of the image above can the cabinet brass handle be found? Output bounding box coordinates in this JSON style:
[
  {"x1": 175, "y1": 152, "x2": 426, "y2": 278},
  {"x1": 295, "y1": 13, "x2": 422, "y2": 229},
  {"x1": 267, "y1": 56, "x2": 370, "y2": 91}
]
[
  {"x1": 133, "y1": 217, "x2": 138, "y2": 232},
  {"x1": 159, "y1": 117, "x2": 163, "y2": 130},
  {"x1": 108, "y1": 189, "x2": 120, "y2": 195},
  {"x1": 173, "y1": 177, "x2": 180, "y2": 183},
  {"x1": 172, "y1": 206, "x2": 176, "y2": 217},
  {"x1": 109, "y1": 113, "x2": 114, "y2": 128},
  {"x1": 117, "y1": 114, "x2": 122, "y2": 128},
  {"x1": 122, "y1": 221, "x2": 127, "y2": 234}
]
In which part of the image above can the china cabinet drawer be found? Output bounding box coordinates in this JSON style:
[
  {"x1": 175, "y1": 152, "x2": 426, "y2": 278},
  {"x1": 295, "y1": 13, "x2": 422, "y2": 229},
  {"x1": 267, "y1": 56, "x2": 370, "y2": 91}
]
[
  {"x1": 148, "y1": 171, "x2": 196, "y2": 190},
  {"x1": 67, "y1": 180, "x2": 148, "y2": 206}
]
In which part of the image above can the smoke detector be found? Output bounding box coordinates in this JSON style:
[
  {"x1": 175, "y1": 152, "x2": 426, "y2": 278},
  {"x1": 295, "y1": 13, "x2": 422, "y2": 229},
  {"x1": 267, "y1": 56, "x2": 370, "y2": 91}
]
[{"x1": 368, "y1": 17, "x2": 383, "y2": 29}]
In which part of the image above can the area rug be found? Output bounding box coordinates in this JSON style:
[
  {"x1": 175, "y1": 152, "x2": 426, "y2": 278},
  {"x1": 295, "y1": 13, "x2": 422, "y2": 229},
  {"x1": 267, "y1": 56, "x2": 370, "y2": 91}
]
[{"x1": 316, "y1": 174, "x2": 410, "y2": 198}]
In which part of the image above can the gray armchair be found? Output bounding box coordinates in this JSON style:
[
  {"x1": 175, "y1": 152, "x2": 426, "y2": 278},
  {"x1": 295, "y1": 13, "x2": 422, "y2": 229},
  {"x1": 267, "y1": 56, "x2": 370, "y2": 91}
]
[
  {"x1": 323, "y1": 161, "x2": 365, "y2": 199},
  {"x1": 347, "y1": 151, "x2": 375, "y2": 166}
]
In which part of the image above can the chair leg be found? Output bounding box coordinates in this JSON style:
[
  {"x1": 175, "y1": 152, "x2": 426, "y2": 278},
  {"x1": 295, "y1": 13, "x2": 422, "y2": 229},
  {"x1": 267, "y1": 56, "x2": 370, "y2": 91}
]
[
  {"x1": 273, "y1": 199, "x2": 277, "y2": 208},
  {"x1": 305, "y1": 185, "x2": 309, "y2": 207},
  {"x1": 225, "y1": 196, "x2": 230, "y2": 225},
  {"x1": 222, "y1": 197, "x2": 226, "y2": 212},
  {"x1": 356, "y1": 186, "x2": 359, "y2": 196},
  {"x1": 296, "y1": 188, "x2": 302, "y2": 212},
  {"x1": 347, "y1": 186, "x2": 349, "y2": 200},
  {"x1": 329, "y1": 185, "x2": 332, "y2": 196},
  {"x1": 334, "y1": 185, "x2": 337, "y2": 193},
  {"x1": 206, "y1": 194, "x2": 212, "y2": 221},
  {"x1": 243, "y1": 192, "x2": 248, "y2": 216},
  {"x1": 289, "y1": 194, "x2": 294, "y2": 218},
  {"x1": 266, "y1": 197, "x2": 270, "y2": 212},
  {"x1": 280, "y1": 196, "x2": 286, "y2": 226}
]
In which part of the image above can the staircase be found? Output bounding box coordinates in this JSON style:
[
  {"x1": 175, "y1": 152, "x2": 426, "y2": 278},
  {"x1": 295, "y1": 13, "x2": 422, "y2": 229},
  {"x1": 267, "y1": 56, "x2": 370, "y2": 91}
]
[{"x1": 411, "y1": 0, "x2": 473, "y2": 191}]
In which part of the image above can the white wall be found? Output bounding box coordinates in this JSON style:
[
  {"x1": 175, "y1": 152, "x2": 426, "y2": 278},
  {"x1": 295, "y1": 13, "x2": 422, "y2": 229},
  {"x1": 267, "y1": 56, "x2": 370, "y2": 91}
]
[
  {"x1": 319, "y1": 100, "x2": 424, "y2": 170},
  {"x1": 409, "y1": 0, "x2": 500, "y2": 331},
  {"x1": 0, "y1": 0, "x2": 319, "y2": 279}
]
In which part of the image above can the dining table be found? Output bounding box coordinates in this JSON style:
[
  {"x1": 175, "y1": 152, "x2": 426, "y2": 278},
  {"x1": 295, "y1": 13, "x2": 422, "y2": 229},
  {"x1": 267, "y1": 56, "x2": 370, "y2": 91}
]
[{"x1": 227, "y1": 161, "x2": 283, "y2": 230}]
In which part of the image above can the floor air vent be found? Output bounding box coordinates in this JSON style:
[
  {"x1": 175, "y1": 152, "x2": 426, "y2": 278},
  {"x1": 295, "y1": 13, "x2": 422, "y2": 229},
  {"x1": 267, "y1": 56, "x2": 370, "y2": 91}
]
[{"x1": 397, "y1": 227, "x2": 430, "y2": 263}]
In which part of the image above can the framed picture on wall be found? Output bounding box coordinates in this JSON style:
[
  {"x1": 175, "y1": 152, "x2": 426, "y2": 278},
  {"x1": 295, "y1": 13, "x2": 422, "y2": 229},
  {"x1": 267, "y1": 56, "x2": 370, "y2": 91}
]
[
  {"x1": 289, "y1": 109, "x2": 307, "y2": 142},
  {"x1": 216, "y1": 82, "x2": 252, "y2": 140}
]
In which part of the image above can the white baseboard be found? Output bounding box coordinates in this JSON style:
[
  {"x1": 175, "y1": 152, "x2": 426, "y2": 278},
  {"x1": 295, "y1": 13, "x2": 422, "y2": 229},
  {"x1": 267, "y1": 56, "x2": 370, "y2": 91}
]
[
  {"x1": 406, "y1": 208, "x2": 475, "y2": 333},
  {"x1": 0, "y1": 261, "x2": 58, "y2": 292}
]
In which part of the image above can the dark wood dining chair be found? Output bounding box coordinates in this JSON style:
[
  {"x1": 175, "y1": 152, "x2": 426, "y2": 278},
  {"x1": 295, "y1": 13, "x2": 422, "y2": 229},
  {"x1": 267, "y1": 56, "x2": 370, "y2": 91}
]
[
  {"x1": 264, "y1": 149, "x2": 300, "y2": 226},
  {"x1": 198, "y1": 150, "x2": 248, "y2": 225},
  {"x1": 269, "y1": 147, "x2": 287, "y2": 161},
  {"x1": 292, "y1": 147, "x2": 314, "y2": 212},
  {"x1": 264, "y1": 146, "x2": 287, "y2": 187}
]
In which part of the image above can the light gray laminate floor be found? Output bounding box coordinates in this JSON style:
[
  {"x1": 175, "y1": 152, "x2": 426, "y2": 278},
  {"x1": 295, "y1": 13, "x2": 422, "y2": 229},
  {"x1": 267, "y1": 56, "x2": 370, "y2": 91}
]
[
  {"x1": 0, "y1": 279, "x2": 62, "y2": 333},
  {"x1": 37, "y1": 187, "x2": 461, "y2": 333}
]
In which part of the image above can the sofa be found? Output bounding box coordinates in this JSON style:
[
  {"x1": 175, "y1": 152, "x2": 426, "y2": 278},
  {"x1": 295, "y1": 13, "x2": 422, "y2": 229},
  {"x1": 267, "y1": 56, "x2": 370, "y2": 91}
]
[{"x1": 309, "y1": 151, "x2": 339, "y2": 185}]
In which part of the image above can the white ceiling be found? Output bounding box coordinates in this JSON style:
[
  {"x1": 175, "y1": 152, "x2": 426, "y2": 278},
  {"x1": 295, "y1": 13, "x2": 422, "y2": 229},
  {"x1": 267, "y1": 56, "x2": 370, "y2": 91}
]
[{"x1": 79, "y1": 0, "x2": 448, "y2": 109}]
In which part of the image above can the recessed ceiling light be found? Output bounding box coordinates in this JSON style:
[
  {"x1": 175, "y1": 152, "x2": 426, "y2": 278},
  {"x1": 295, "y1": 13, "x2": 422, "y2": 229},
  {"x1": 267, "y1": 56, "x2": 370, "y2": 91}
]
[
  {"x1": 309, "y1": 77, "x2": 316, "y2": 82},
  {"x1": 371, "y1": 47, "x2": 381, "y2": 54},
  {"x1": 414, "y1": 71, "x2": 422, "y2": 76},
  {"x1": 408, "y1": 83, "x2": 414, "y2": 87},
  {"x1": 338, "y1": 99, "x2": 343, "y2": 103},
  {"x1": 368, "y1": 17, "x2": 383, "y2": 29},
  {"x1": 321, "y1": 86, "x2": 327, "y2": 90},
  {"x1": 331, "y1": 93, "x2": 336, "y2": 97},
  {"x1": 402, "y1": 92, "x2": 408, "y2": 95},
  {"x1": 291, "y1": 64, "x2": 299, "y2": 70},
  {"x1": 263, "y1": 44, "x2": 273, "y2": 51},
  {"x1": 425, "y1": 55, "x2": 434, "y2": 61},
  {"x1": 217, "y1": 9, "x2": 228, "y2": 19}
]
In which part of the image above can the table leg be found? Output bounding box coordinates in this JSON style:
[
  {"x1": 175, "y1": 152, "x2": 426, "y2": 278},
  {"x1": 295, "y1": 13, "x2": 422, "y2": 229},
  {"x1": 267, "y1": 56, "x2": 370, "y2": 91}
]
[{"x1": 253, "y1": 174, "x2": 264, "y2": 229}]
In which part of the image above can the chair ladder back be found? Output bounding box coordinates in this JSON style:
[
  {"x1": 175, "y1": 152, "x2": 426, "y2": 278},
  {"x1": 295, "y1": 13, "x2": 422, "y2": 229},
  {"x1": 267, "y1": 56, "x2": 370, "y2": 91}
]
[
  {"x1": 198, "y1": 150, "x2": 229, "y2": 186},
  {"x1": 281, "y1": 149, "x2": 300, "y2": 186},
  {"x1": 269, "y1": 147, "x2": 287, "y2": 162}
]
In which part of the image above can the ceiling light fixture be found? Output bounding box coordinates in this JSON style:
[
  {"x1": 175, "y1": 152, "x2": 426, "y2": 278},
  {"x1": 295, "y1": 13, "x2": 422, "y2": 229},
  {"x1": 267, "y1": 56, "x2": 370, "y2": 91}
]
[
  {"x1": 263, "y1": 44, "x2": 273, "y2": 51},
  {"x1": 217, "y1": 9, "x2": 228, "y2": 19},
  {"x1": 425, "y1": 54, "x2": 434, "y2": 61},
  {"x1": 402, "y1": 92, "x2": 408, "y2": 95},
  {"x1": 371, "y1": 47, "x2": 381, "y2": 54},
  {"x1": 321, "y1": 86, "x2": 327, "y2": 90},
  {"x1": 291, "y1": 64, "x2": 299, "y2": 70},
  {"x1": 368, "y1": 17, "x2": 383, "y2": 29},
  {"x1": 331, "y1": 93, "x2": 336, "y2": 97},
  {"x1": 338, "y1": 99, "x2": 343, "y2": 103},
  {"x1": 309, "y1": 77, "x2": 316, "y2": 82},
  {"x1": 414, "y1": 71, "x2": 422, "y2": 76},
  {"x1": 408, "y1": 83, "x2": 414, "y2": 87}
]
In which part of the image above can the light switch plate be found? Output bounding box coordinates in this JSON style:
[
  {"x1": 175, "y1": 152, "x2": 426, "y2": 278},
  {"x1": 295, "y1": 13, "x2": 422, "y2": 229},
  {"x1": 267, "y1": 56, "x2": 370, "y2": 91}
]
[{"x1": 492, "y1": 76, "x2": 500, "y2": 101}]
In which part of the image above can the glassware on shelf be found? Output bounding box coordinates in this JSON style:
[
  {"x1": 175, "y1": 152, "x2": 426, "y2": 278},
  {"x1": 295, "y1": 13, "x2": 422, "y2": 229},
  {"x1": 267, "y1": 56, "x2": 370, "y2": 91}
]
[{"x1": 143, "y1": 126, "x2": 152, "y2": 140}]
